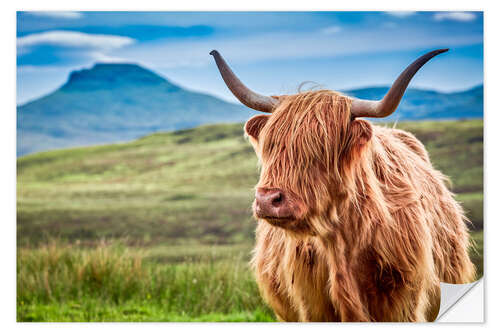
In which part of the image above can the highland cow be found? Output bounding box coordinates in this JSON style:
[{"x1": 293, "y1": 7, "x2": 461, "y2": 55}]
[{"x1": 210, "y1": 49, "x2": 476, "y2": 322}]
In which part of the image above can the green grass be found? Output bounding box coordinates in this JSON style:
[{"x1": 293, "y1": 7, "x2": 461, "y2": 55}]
[
  {"x1": 19, "y1": 303, "x2": 274, "y2": 322},
  {"x1": 17, "y1": 240, "x2": 274, "y2": 322},
  {"x1": 17, "y1": 232, "x2": 483, "y2": 322},
  {"x1": 17, "y1": 119, "x2": 483, "y2": 321}
]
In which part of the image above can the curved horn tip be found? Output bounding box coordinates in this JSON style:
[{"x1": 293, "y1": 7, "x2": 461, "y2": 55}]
[
  {"x1": 208, "y1": 49, "x2": 278, "y2": 113},
  {"x1": 431, "y1": 48, "x2": 450, "y2": 56},
  {"x1": 350, "y1": 48, "x2": 450, "y2": 119},
  {"x1": 437, "y1": 48, "x2": 449, "y2": 53}
]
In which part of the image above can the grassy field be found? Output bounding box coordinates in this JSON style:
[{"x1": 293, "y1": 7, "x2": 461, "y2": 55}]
[
  {"x1": 17, "y1": 119, "x2": 483, "y2": 321},
  {"x1": 17, "y1": 240, "x2": 274, "y2": 321}
]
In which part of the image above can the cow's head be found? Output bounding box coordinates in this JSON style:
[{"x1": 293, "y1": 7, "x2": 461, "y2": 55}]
[{"x1": 210, "y1": 49, "x2": 448, "y2": 234}]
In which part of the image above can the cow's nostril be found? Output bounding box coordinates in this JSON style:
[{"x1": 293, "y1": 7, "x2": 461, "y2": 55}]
[{"x1": 271, "y1": 192, "x2": 283, "y2": 207}]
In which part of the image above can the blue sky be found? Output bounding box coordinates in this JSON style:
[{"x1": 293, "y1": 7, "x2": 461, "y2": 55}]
[{"x1": 17, "y1": 11, "x2": 483, "y2": 105}]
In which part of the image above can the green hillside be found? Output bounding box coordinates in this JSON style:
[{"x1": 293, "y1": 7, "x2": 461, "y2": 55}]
[
  {"x1": 18, "y1": 123, "x2": 259, "y2": 246},
  {"x1": 17, "y1": 119, "x2": 483, "y2": 246},
  {"x1": 17, "y1": 119, "x2": 483, "y2": 322}
]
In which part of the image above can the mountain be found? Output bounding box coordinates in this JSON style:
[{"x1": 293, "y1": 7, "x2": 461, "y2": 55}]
[
  {"x1": 17, "y1": 63, "x2": 255, "y2": 156},
  {"x1": 345, "y1": 85, "x2": 483, "y2": 121},
  {"x1": 17, "y1": 63, "x2": 483, "y2": 156}
]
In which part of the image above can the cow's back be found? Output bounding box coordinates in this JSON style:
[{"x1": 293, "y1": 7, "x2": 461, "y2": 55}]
[{"x1": 378, "y1": 126, "x2": 475, "y2": 283}]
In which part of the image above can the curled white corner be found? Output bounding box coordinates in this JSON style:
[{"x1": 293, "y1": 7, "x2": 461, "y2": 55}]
[{"x1": 436, "y1": 278, "x2": 484, "y2": 322}]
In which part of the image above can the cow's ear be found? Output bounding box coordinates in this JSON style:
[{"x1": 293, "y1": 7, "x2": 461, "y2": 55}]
[
  {"x1": 350, "y1": 119, "x2": 372, "y2": 147},
  {"x1": 245, "y1": 114, "x2": 269, "y2": 140},
  {"x1": 344, "y1": 119, "x2": 373, "y2": 160}
]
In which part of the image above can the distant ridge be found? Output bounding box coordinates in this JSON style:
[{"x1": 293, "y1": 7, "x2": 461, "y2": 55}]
[
  {"x1": 345, "y1": 84, "x2": 483, "y2": 121},
  {"x1": 17, "y1": 63, "x2": 483, "y2": 156}
]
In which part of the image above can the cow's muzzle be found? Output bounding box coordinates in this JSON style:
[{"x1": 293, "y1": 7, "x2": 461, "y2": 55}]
[{"x1": 254, "y1": 187, "x2": 298, "y2": 223}]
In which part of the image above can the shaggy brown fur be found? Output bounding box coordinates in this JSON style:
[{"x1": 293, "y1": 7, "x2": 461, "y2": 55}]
[{"x1": 245, "y1": 90, "x2": 476, "y2": 322}]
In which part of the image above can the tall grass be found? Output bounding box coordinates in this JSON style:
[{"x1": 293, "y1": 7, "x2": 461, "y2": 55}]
[
  {"x1": 17, "y1": 240, "x2": 274, "y2": 321},
  {"x1": 17, "y1": 235, "x2": 483, "y2": 321}
]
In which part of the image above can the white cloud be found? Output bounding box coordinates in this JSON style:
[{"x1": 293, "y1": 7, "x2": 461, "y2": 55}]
[
  {"x1": 17, "y1": 65, "x2": 69, "y2": 74},
  {"x1": 434, "y1": 12, "x2": 476, "y2": 22},
  {"x1": 87, "y1": 51, "x2": 129, "y2": 63},
  {"x1": 17, "y1": 31, "x2": 135, "y2": 54},
  {"x1": 385, "y1": 11, "x2": 416, "y2": 18},
  {"x1": 27, "y1": 11, "x2": 83, "y2": 19},
  {"x1": 321, "y1": 26, "x2": 342, "y2": 35}
]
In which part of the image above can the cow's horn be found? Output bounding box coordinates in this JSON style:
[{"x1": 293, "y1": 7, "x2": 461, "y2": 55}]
[
  {"x1": 350, "y1": 48, "x2": 449, "y2": 118},
  {"x1": 210, "y1": 50, "x2": 278, "y2": 113}
]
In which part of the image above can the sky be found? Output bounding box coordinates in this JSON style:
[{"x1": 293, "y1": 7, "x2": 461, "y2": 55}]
[{"x1": 16, "y1": 11, "x2": 483, "y2": 105}]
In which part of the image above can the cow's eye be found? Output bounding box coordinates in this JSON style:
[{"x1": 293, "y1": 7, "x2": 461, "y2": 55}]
[{"x1": 245, "y1": 115, "x2": 270, "y2": 140}]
